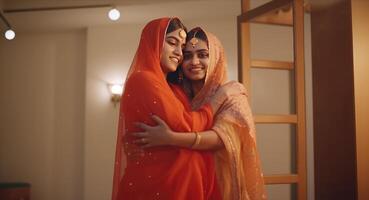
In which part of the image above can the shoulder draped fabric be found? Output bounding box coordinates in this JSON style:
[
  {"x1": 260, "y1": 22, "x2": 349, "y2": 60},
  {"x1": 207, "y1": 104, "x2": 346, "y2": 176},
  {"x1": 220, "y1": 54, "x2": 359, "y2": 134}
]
[
  {"x1": 112, "y1": 18, "x2": 222, "y2": 200},
  {"x1": 183, "y1": 29, "x2": 267, "y2": 200}
]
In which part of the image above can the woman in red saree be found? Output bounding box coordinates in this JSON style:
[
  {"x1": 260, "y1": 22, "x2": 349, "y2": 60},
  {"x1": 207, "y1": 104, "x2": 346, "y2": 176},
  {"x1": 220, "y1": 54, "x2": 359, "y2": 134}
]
[
  {"x1": 134, "y1": 28, "x2": 267, "y2": 200},
  {"x1": 112, "y1": 18, "x2": 240, "y2": 200}
]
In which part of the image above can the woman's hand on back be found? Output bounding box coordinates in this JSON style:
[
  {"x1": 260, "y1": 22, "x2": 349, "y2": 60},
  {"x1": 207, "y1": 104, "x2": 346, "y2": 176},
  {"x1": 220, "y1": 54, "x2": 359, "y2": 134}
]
[{"x1": 132, "y1": 115, "x2": 175, "y2": 148}]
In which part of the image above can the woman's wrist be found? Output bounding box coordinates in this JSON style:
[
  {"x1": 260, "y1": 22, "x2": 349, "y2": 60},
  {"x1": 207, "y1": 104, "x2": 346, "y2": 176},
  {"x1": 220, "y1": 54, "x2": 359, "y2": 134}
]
[
  {"x1": 167, "y1": 131, "x2": 199, "y2": 148},
  {"x1": 167, "y1": 130, "x2": 176, "y2": 146},
  {"x1": 191, "y1": 132, "x2": 201, "y2": 149}
]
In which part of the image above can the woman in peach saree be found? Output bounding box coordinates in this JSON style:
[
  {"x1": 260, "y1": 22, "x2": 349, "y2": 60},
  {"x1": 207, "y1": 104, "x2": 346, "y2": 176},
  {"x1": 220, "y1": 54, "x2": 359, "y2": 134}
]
[
  {"x1": 134, "y1": 27, "x2": 267, "y2": 200},
  {"x1": 111, "y1": 18, "x2": 241, "y2": 200}
]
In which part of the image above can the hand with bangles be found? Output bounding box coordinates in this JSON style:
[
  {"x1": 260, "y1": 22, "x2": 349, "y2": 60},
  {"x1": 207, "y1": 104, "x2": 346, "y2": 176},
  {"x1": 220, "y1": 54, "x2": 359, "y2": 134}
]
[
  {"x1": 132, "y1": 114, "x2": 224, "y2": 150},
  {"x1": 132, "y1": 115, "x2": 175, "y2": 148}
]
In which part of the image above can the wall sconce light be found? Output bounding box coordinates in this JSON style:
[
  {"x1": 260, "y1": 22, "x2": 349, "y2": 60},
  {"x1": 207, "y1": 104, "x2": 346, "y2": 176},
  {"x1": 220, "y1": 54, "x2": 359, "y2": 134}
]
[{"x1": 109, "y1": 84, "x2": 123, "y2": 106}]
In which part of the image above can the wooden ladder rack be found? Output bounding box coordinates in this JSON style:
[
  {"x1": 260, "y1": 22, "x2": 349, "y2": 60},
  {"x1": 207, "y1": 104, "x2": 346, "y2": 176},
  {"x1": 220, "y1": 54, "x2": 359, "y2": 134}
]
[{"x1": 238, "y1": 0, "x2": 307, "y2": 199}]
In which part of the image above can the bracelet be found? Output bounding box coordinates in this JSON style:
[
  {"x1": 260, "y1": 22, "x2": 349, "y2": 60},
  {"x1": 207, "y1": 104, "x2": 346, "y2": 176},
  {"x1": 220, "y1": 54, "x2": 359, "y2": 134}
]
[
  {"x1": 191, "y1": 132, "x2": 198, "y2": 148},
  {"x1": 191, "y1": 132, "x2": 201, "y2": 149}
]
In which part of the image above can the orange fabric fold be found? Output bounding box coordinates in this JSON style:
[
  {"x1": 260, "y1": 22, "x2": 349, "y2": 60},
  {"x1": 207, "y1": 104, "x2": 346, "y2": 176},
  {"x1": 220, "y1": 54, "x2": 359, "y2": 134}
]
[{"x1": 112, "y1": 18, "x2": 221, "y2": 200}]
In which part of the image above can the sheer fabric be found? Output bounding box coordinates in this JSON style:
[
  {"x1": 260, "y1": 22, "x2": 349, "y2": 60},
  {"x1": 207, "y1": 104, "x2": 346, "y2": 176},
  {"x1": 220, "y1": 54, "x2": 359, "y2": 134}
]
[{"x1": 187, "y1": 29, "x2": 267, "y2": 200}]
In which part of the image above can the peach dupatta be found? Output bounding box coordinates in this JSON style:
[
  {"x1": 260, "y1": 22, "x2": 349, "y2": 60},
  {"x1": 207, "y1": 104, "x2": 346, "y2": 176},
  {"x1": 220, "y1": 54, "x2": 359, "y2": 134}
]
[{"x1": 188, "y1": 28, "x2": 267, "y2": 200}]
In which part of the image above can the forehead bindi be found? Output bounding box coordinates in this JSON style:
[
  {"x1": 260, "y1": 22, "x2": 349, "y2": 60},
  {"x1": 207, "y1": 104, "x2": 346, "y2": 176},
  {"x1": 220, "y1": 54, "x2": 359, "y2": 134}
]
[{"x1": 184, "y1": 40, "x2": 208, "y2": 52}]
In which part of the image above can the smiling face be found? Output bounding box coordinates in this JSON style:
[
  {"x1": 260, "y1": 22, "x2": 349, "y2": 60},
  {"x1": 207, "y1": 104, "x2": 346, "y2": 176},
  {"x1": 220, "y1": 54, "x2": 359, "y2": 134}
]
[
  {"x1": 182, "y1": 38, "x2": 209, "y2": 82},
  {"x1": 160, "y1": 28, "x2": 186, "y2": 75}
]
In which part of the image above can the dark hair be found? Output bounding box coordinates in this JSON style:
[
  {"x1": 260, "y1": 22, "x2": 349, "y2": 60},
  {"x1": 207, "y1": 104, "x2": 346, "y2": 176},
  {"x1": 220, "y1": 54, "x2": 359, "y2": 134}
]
[
  {"x1": 167, "y1": 27, "x2": 208, "y2": 84},
  {"x1": 166, "y1": 18, "x2": 187, "y2": 34},
  {"x1": 167, "y1": 66, "x2": 182, "y2": 84}
]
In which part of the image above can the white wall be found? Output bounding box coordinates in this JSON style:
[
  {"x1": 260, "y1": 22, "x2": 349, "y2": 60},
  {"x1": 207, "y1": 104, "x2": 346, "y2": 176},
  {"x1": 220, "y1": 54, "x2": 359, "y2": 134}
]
[
  {"x1": 84, "y1": 23, "x2": 142, "y2": 200},
  {"x1": 0, "y1": 30, "x2": 86, "y2": 200}
]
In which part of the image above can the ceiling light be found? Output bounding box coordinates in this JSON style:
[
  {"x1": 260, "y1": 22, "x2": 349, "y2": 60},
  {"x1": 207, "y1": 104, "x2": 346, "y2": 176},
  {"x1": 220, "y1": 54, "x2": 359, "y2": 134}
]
[
  {"x1": 5, "y1": 29, "x2": 15, "y2": 40},
  {"x1": 108, "y1": 8, "x2": 120, "y2": 21}
]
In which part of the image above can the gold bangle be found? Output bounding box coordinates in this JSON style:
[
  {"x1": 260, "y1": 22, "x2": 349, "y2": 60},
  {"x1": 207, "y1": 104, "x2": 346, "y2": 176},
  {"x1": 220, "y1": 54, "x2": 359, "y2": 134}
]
[
  {"x1": 195, "y1": 133, "x2": 202, "y2": 148},
  {"x1": 191, "y1": 132, "x2": 198, "y2": 148},
  {"x1": 191, "y1": 132, "x2": 201, "y2": 149}
]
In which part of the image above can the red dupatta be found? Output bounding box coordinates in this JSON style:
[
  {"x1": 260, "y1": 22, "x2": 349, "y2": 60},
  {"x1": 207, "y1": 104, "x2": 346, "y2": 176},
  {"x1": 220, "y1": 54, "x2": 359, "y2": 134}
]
[{"x1": 112, "y1": 17, "x2": 220, "y2": 200}]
